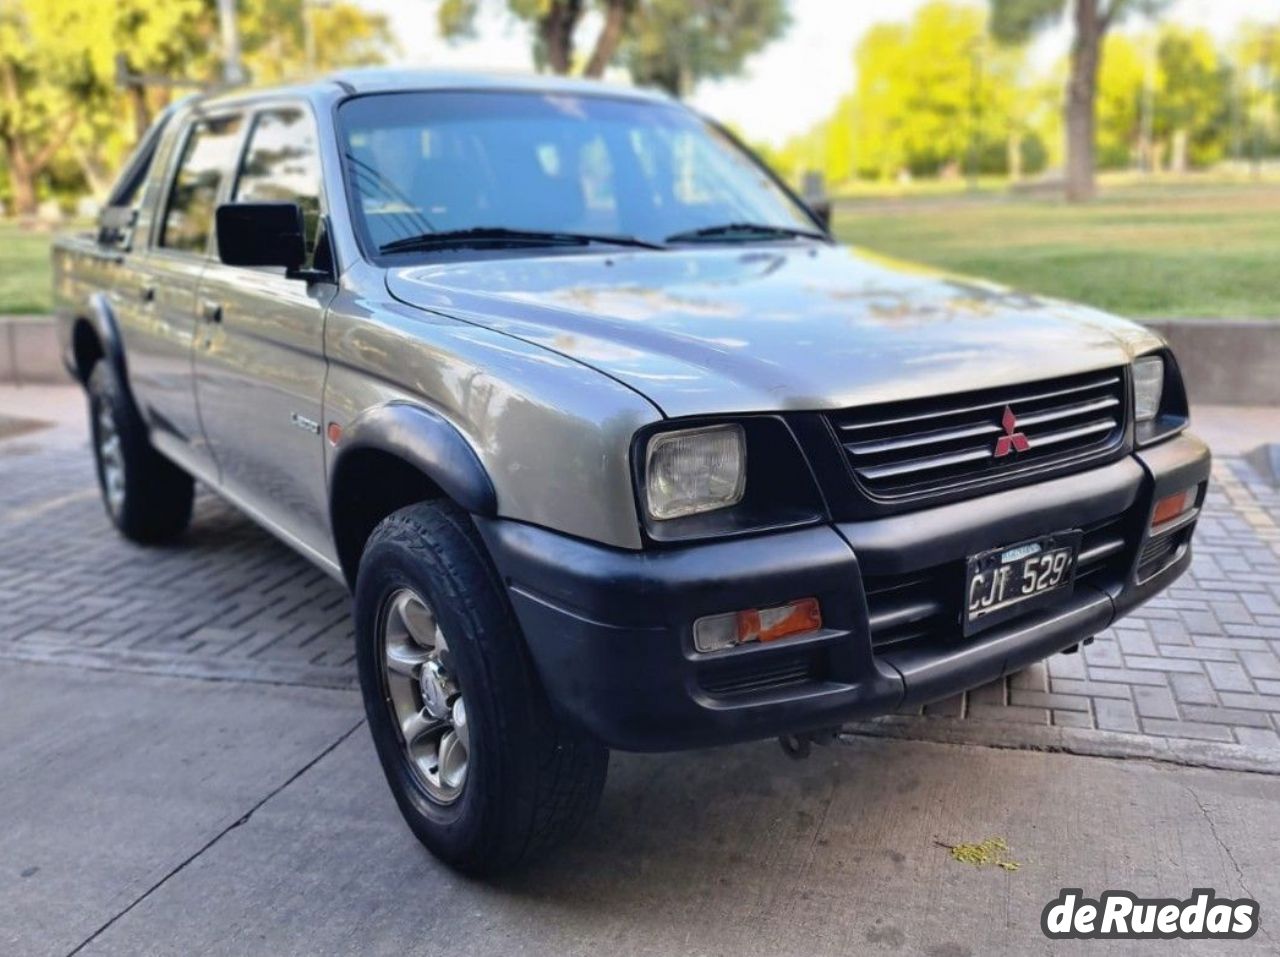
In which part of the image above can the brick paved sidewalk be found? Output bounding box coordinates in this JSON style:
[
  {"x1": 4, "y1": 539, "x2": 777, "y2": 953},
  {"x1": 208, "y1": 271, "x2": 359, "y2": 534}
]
[{"x1": 2, "y1": 411, "x2": 1278, "y2": 770}]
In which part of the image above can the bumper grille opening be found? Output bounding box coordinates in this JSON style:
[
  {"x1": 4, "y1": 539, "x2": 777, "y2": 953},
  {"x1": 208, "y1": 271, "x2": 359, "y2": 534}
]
[
  {"x1": 1076, "y1": 515, "x2": 1132, "y2": 585},
  {"x1": 864, "y1": 568, "x2": 957, "y2": 651},
  {"x1": 864, "y1": 513, "x2": 1133, "y2": 653},
  {"x1": 698, "y1": 648, "x2": 828, "y2": 698},
  {"x1": 828, "y1": 369, "x2": 1128, "y2": 502},
  {"x1": 1137, "y1": 519, "x2": 1194, "y2": 581}
]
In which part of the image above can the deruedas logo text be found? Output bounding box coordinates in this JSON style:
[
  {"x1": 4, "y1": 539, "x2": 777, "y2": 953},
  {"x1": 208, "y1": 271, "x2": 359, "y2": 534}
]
[{"x1": 1041, "y1": 889, "x2": 1259, "y2": 941}]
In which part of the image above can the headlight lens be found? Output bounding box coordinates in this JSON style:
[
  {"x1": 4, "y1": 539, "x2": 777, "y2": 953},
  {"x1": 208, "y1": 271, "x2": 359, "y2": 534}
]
[
  {"x1": 645, "y1": 424, "x2": 746, "y2": 520},
  {"x1": 1133, "y1": 356, "x2": 1165, "y2": 423}
]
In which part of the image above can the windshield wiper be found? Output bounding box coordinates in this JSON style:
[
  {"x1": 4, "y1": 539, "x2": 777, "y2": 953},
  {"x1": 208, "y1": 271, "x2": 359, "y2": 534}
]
[
  {"x1": 379, "y1": 227, "x2": 664, "y2": 254},
  {"x1": 664, "y1": 222, "x2": 828, "y2": 244}
]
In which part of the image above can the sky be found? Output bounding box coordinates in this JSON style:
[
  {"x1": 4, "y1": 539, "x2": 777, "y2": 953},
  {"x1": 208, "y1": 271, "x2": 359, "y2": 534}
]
[{"x1": 360, "y1": 0, "x2": 1279, "y2": 146}]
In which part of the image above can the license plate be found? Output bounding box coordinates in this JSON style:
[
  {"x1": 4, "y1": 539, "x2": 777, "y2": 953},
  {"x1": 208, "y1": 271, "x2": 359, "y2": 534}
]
[{"x1": 963, "y1": 531, "x2": 1082, "y2": 636}]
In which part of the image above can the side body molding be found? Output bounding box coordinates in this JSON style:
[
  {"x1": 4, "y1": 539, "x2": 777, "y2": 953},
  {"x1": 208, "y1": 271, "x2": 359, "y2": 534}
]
[{"x1": 332, "y1": 402, "x2": 498, "y2": 516}]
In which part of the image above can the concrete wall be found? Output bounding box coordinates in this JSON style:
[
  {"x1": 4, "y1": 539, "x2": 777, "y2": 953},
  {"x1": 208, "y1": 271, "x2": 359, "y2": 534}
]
[
  {"x1": 1, "y1": 314, "x2": 1275, "y2": 405},
  {"x1": 1145, "y1": 319, "x2": 1280, "y2": 408},
  {"x1": 0, "y1": 317, "x2": 67, "y2": 385}
]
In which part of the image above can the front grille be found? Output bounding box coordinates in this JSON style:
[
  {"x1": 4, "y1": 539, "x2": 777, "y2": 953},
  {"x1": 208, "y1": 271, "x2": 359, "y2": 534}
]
[
  {"x1": 829, "y1": 369, "x2": 1128, "y2": 502},
  {"x1": 864, "y1": 514, "x2": 1133, "y2": 653}
]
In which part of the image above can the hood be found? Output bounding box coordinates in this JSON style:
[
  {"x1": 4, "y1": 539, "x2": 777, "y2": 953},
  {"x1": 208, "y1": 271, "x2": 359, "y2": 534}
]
[{"x1": 386, "y1": 244, "x2": 1162, "y2": 418}]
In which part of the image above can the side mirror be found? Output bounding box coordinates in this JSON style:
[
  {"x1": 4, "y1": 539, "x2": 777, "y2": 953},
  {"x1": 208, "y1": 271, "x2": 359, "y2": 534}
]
[
  {"x1": 807, "y1": 199, "x2": 832, "y2": 232},
  {"x1": 215, "y1": 202, "x2": 307, "y2": 272}
]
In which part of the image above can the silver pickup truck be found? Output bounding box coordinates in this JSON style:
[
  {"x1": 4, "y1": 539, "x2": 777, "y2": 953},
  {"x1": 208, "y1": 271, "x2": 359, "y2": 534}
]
[{"x1": 53, "y1": 69, "x2": 1210, "y2": 875}]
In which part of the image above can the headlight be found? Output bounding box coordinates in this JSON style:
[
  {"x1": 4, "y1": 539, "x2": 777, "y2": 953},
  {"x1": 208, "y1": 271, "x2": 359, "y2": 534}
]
[
  {"x1": 1133, "y1": 356, "x2": 1165, "y2": 423},
  {"x1": 644, "y1": 424, "x2": 746, "y2": 520}
]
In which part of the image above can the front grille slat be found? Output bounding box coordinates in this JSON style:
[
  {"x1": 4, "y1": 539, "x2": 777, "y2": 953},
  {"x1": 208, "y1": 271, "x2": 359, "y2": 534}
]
[{"x1": 829, "y1": 369, "x2": 1128, "y2": 502}]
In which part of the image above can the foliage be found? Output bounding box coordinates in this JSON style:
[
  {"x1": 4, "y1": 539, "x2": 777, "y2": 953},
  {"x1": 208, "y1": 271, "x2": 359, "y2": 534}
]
[
  {"x1": 436, "y1": 0, "x2": 635, "y2": 77},
  {"x1": 0, "y1": 0, "x2": 391, "y2": 216},
  {"x1": 776, "y1": 2, "x2": 1047, "y2": 186},
  {"x1": 436, "y1": 0, "x2": 787, "y2": 93},
  {"x1": 623, "y1": 0, "x2": 789, "y2": 97}
]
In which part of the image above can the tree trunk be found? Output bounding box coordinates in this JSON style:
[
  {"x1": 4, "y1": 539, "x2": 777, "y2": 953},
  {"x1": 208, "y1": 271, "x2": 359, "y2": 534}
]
[
  {"x1": 540, "y1": 0, "x2": 583, "y2": 75},
  {"x1": 127, "y1": 83, "x2": 151, "y2": 142},
  {"x1": 3, "y1": 144, "x2": 38, "y2": 218},
  {"x1": 1064, "y1": 0, "x2": 1103, "y2": 203},
  {"x1": 1170, "y1": 128, "x2": 1188, "y2": 174},
  {"x1": 583, "y1": 0, "x2": 631, "y2": 79},
  {"x1": 1007, "y1": 132, "x2": 1023, "y2": 183}
]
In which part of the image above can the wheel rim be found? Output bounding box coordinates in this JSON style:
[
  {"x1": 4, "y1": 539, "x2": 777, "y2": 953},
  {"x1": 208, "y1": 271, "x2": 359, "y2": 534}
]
[
  {"x1": 379, "y1": 588, "x2": 469, "y2": 804},
  {"x1": 96, "y1": 401, "x2": 126, "y2": 517}
]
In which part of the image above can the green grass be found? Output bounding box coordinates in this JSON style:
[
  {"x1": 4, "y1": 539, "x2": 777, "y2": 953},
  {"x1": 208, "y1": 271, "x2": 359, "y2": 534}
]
[
  {"x1": 833, "y1": 180, "x2": 1280, "y2": 320},
  {"x1": 0, "y1": 221, "x2": 58, "y2": 314},
  {"x1": 4, "y1": 179, "x2": 1279, "y2": 318}
]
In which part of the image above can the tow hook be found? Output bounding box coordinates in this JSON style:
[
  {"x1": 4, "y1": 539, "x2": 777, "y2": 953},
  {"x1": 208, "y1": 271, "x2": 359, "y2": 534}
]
[
  {"x1": 1061, "y1": 635, "x2": 1097, "y2": 655},
  {"x1": 778, "y1": 728, "x2": 840, "y2": 760}
]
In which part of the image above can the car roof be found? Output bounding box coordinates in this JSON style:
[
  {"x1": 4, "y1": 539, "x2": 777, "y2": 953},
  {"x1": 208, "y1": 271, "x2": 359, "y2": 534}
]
[{"x1": 194, "y1": 67, "x2": 674, "y2": 111}]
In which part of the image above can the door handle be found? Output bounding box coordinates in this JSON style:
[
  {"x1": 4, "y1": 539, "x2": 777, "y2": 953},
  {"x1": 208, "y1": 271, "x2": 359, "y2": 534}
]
[{"x1": 200, "y1": 299, "x2": 223, "y2": 323}]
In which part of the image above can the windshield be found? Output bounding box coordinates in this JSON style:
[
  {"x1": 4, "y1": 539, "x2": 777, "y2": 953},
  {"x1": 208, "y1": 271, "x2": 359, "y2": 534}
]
[{"x1": 337, "y1": 90, "x2": 818, "y2": 256}]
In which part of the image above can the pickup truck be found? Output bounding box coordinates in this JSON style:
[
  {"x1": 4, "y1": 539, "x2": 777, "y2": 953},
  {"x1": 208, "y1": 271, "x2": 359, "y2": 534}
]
[{"x1": 53, "y1": 69, "x2": 1210, "y2": 875}]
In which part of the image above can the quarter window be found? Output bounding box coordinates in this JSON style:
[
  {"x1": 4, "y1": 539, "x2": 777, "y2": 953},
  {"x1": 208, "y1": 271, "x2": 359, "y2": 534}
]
[
  {"x1": 233, "y1": 108, "x2": 323, "y2": 260},
  {"x1": 158, "y1": 115, "x2": 244, "y2": 254}
]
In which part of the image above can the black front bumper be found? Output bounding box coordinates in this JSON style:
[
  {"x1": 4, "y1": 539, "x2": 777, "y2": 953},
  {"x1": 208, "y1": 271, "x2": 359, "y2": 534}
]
[{"x1": 476, "y1": 433, "x2": 1211, "y2": 752}]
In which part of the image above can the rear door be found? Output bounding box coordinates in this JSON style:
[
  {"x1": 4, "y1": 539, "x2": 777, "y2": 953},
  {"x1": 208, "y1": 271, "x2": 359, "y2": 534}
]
[
  {"x1": 125, "y1": 112, "x2": 245, "y2": 477},
  {"x1": 192, "y1": 103, "x2": 336, "y2": 561}
]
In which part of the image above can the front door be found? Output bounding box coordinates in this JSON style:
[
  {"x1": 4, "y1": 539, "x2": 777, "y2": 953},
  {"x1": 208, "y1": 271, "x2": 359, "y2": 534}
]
[{"x1": 193, "y1": 105, "x2": 336, "y2": 562}]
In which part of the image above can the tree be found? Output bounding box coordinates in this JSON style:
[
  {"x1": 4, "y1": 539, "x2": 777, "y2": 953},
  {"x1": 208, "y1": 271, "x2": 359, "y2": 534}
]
[
  {"x1": 1153, "y1": 26, "x2": 1227, "y2": 172},
  {"x1": 847, "y1": 3, "x2": 1025, "y2": 181},
  {"x1": 990, "y1": 0, "x2": 1169, "y2": 202},
  {"x1": 240, "y1": 0, "x2": 394, "y2": 84},
  {"x1": 623, "y1": 0, "x2": 790, "y2": 98},
  {"x1": 437, "y1": 0, "x2": 637, "y2": 77},
  {"x1": 0, "y1": 2, "x2": 92, "y2": 216}
]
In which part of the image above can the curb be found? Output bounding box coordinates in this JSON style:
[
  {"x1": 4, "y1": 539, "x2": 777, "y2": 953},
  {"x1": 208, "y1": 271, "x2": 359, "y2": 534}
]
[
  {"x1": 2, "y1": 314, "x2": 1275, "y2": 406},
  {"x1": 841, "y1": 715, "x2": 1280, "y2": 776},
  {"x1": 1144, "y1": 318, "x2": 1280, "y2": 407}
]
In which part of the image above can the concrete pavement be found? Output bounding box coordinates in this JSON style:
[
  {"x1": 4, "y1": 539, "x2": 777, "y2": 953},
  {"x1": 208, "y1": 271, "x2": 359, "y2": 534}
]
[
  {"x1": 3, "y1": 384, "x2": 1280, "y2": 955},
  {"x1": 7, "y1": 662, "x2": 1277, "y2": 957}
]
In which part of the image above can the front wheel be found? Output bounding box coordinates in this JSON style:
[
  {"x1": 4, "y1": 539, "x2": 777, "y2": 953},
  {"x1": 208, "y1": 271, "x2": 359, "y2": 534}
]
[{"x1": 354, "y1": 500, "x2": 608, "y2": 875}]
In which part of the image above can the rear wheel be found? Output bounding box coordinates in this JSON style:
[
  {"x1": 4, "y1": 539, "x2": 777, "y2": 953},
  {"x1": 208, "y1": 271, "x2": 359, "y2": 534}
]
[
  {"x1": 87, "y1": 362, "x2": 194, "y2": 543},
  {"x1": 354, "y1": 500, "x2": 608, "y2": 875}
]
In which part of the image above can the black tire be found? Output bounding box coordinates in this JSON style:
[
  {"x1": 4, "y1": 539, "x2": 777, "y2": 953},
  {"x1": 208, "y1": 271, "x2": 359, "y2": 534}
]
[
  {"x1": 354, "y1": 500, "x2": 608, "y2": 876},
  {"x1": 87, "y1": 361, "x2": 194, "y2": 543}
]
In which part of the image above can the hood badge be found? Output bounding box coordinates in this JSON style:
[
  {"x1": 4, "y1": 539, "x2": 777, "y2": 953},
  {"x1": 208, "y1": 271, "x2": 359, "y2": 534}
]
[{"x1": 994, "y1": 406, "x2": 1031, "y2": 459}]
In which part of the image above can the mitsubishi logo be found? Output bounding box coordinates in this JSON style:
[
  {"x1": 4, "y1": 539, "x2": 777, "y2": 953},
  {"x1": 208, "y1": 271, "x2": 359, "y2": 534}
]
[{"x1": 994, "y1": 405, "x2": 1031, "y2": 458}]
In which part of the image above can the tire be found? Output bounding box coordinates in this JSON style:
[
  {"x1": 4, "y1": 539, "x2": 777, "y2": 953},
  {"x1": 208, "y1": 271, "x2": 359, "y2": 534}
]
[
  {"x1": 87, "y1": 361, "x2": 194, "y2": 544},
  {"x1": 354, "y1": 500, "x2": 608, "y2": 876}
]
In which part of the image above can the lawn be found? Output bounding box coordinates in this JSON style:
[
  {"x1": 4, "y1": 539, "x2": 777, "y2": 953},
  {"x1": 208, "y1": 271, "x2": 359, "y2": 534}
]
[
  {"x1": 0, "y1": 220, "x2": 59, "y2": 314},
  {"x1": 3, "y1": 179, "x2": 1278, "y2": 318},
  {"x1": 833, "y1": 180, "x2": 1280, "y2": 320}
]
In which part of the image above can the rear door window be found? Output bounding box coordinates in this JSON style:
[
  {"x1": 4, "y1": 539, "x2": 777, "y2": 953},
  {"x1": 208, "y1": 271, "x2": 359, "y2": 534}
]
[{"x1": 158, "y1": 114, "x2": 244, "y2": 254}]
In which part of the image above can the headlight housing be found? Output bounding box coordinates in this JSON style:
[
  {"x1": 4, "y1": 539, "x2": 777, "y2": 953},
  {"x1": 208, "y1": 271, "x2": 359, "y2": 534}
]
[
  {"x1": 644, "y1": 424, "x2": 746, "y2": 520},
  {"x1": 1132, "y1": 350, "x2": 1190, "y2": 447},
  {"x1": 1132, "y1": 356, "x2": 1165, "y2": 423}
]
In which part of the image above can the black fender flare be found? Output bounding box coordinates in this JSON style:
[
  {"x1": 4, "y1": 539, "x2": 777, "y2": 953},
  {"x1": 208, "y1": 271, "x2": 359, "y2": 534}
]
[
  {"x1": 73, "y1": 292, "x2": 129, "y2": 385},
  {"x1": 331, "y1": 402, "x2": 498, "y2": 517}
]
